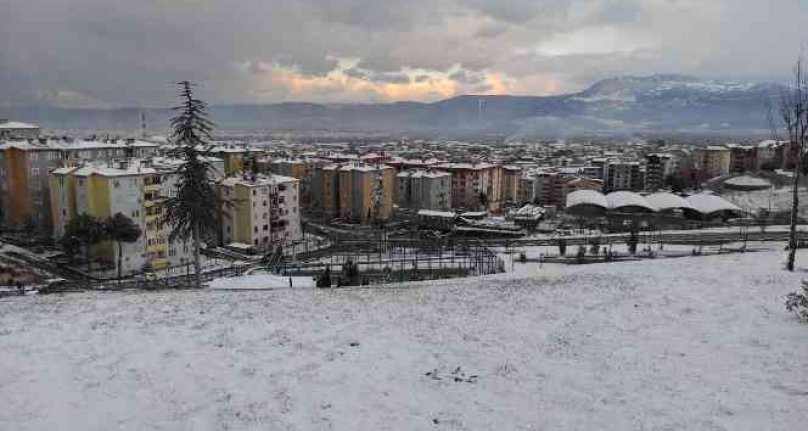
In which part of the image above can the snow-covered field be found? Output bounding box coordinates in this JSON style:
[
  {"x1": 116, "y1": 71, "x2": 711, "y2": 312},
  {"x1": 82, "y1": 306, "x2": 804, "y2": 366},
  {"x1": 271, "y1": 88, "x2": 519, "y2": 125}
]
[
  {"x1": 2, "y1": 249, "x2": 808, "y2": 430},
  {"x1": 723, "y1": 186, "x2": 808, "y2": 216}
]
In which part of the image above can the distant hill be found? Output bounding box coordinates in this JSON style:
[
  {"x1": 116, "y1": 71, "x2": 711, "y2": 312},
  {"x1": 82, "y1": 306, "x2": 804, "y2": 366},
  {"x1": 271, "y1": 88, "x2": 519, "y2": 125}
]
[{"x1": 0, "y1": 74, "x2": 784, "y2": 137}]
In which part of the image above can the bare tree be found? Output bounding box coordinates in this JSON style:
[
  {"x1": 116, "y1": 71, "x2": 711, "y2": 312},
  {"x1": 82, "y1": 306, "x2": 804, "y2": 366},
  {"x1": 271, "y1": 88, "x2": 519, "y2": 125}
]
[{"x1": 772, "y1": 57, "x2": 808, "y2": 271}]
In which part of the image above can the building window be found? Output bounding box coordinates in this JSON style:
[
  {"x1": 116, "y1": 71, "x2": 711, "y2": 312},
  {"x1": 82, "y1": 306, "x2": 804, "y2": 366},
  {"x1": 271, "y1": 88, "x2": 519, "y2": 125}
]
[
  {"x1": 263, "y1": 224, "x2": 268, "y2": 231},
  {"x1": 31, "y1": 168, "x2": 40, "y2": 176}
]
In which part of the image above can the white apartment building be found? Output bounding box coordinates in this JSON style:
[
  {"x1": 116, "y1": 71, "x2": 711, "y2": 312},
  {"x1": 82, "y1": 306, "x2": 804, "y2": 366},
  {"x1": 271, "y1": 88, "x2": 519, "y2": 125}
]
[
  {"x1": 396, "y1": 170, "x2": 452, "y2": 211},
  {"x1": 219, "y1": 174, "x2": 302, "y2": 249}
]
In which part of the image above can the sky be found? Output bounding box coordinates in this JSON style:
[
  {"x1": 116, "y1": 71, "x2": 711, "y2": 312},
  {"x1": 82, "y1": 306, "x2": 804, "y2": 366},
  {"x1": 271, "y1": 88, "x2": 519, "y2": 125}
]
[{"x1": 2, "y1": 0, "x2": 808, "y2": 108}]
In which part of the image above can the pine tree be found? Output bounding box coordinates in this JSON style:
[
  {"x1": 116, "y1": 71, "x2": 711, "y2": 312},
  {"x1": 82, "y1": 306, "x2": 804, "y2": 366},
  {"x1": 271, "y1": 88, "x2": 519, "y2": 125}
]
[{"x1": 164, "y1": 81, "x2": 220, "y2": 288}]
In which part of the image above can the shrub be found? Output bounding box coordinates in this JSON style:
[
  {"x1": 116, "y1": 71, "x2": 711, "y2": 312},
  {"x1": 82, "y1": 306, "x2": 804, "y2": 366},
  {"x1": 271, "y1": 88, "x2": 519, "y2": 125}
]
[{"x1": 785, "y1": 280, "x2": 808, "y2": 321}]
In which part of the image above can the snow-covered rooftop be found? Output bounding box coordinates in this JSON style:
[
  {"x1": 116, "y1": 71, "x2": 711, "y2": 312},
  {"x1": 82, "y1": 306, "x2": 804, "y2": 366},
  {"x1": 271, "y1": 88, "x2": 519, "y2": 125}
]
[
  {"x1": 645, "y1": 192, "x2": 693, "y2": 212},
  {"x1": 607, "y1": 191, "x2": 658, "y2": 212},
  {"x1": 0, "y1": 121, "x2": 39, "y2": 129},
  {"x1": 0, "y1": 139, "x2": 158, "y2": 151},
  {"x1": 685, "y1": 193, "x2": 743, "y2": 215},
  {"x1": 417, "y1": 209, "x2": 456, "y2": 218},
  {"x1": 220, "y1": 173, "x2": 298, "y2": 187},
  {"x1": 724, "y1": 176, "x2": 772, "y2": 190},
  {"x1": 566, "y1": 189, "x2": 608, "y2": 209}
]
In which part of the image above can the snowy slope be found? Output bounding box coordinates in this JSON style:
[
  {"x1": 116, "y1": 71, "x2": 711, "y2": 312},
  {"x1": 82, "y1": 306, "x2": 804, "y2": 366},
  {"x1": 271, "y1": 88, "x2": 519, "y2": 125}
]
[{"x1": 1, "y1": 249, "x2": 807, "y2": 430}]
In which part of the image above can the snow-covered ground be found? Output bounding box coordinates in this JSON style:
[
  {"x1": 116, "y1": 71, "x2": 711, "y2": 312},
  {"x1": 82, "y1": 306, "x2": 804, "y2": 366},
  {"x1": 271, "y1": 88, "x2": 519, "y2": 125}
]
[
  {"x1": 209, "y1": 272, "x2": 315, "y2": 290},
  {"x1": 723, "y1": 186, "x2": 808, "y2": 216},
  {"x1": 2, "y1": 248, "x2": 808, "y2": 430}
]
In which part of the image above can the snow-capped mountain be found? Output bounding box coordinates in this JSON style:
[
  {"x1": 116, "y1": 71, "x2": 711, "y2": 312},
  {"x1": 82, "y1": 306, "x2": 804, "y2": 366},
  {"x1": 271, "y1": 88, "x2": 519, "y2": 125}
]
[
  {"x1": 0, "y1": 75, "x2": 785, "y2": 137},
  {"x1": 558, "y1": 74, "x2": 782, "y2": 134}
]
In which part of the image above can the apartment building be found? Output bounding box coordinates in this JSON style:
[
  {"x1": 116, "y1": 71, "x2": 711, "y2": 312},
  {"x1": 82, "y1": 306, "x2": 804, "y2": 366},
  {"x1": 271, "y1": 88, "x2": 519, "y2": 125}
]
[
  {"x1": 386, "y1": 157, "x2": 442, "y2": 172},
  {"x1": 604, "y1": 161, "x2": 644, "y2": 192},
  {"x1": 532, "y1": 171, "x2": 574, "y2": 207},
  {"x1": 757, "y1": 140, "x2": 786, "y2": 170},
  {"x1": 0, "y1": 120, "x2": 40, "y2": 140},
  {"x1": 0, "y1": 138, "x2": 159, "y2": 231},
  {"x1": 727, "y1": 144, "x2": 759, "y2": 173},
  {"x1": 219, "y1": 174, "x2": 302, "y2": 248},
  {"x1": 269, "y1": 158, "x2": 313, "y2": 208},
  {"x1": 337, "y1": 164, "x2": 396, "y2": 224},
  {"x1": 48, "y1": 157, "x2": 207, "y2": 275},
  {"x1": 519, "y1": 172, "x2": 537, "y2": 205},
  {"x1": 433, "y1": 162, "x2": 503, "y2": 212},
  {"x1": 501, "y1": 165, "x2": 523, "y2": 206},
  {"x1": 310, "y1": 164, "x2": 341, "y2": 217},
  {"x1": 695, "y1": 146, "x2": 731, "y2": 179},
  {"x1": 645, "y1": 154, "x2": 672, "y2": 191},
  {"x1": 206, "y1": 145, "x2": 267, "y2": 176},
  {"x1": 565, "y1": 177, "x2": 604, "y2": 195},
  {"x1": 396, "y1": 170, "x2": 452, "y2": 211}
]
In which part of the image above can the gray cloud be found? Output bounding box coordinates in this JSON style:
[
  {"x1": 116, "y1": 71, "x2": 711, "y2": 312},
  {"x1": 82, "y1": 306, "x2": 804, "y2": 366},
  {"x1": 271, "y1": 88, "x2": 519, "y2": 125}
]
[
  {"x1": 344, "y1": 67, "x2": 411, "y2": 83},
  {"x1": 2, "y1": 0, "x2": 807, "y2": 107},
  {"x1": 449, "y1": 70, "x2": 486, "y2": 85}
]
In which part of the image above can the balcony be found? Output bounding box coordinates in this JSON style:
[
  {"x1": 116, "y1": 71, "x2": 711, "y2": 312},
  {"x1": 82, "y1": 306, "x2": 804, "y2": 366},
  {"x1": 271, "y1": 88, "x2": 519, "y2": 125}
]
[
  {"x1": 147, "y1": 243, "x2": 166, "y2": 254},
  {"x1": 145, "y1": 214, "x2": 161, "y2": 226},
  {"x1": 148, "y1": 258, "x2": 168, "y2": 270}
]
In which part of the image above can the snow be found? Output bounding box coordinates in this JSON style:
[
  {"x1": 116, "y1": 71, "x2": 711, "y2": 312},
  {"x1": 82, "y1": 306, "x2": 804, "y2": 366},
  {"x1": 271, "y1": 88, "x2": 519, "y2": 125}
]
[
  {"x1": 723, "y1": 187, "x2": 808, "y2": 216},
  {"x1": 645, "y1": 192, "x2": 692, "y2": 211},
  {"x1": 686, "y1": 193, "x2": 743, "y2": 215},
  {"x1": 416, "y1": 209, "x2": 456, "y2": 218},
  {"x1": 566, "y1": 189, "x2": 608, "y2": 209},
  {"x1": 209, "y1": 273, "x2": 315, "y2": 290},
  {"x1": 2, "y1": 249, "x2": 808, "y2": 429},
  {"x1": 724, "y1": 176, "x2": 772, "y2": 190},
  {"x1": 0, "y1": 121, "x2": 39, "y2": 129},
  {"x1": 606, "y1": 191, "x2": 657, "y2": 212}
]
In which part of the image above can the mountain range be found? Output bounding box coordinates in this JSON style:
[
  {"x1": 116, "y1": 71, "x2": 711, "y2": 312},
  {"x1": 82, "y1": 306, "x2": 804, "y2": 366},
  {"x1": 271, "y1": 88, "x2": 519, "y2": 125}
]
[{"x1": 0, "y1": 74, "x2": 784, "y2": 138}]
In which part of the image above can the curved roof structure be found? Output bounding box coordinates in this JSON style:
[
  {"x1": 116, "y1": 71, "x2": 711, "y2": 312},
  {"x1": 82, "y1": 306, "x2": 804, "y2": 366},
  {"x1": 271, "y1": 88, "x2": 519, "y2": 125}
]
[
  {"x1": 566, "y1": 190, "x2": 608, "y2": 209},
  {"x1": 565, "y1": 190, "x2": 608, "y2": 216},
  {"x1": 564, "y1": 190, "x2": 743, "y2": 218},
  {"x1": 685, "y1": 194, "x2": 743, "y2": 216},
  {"x1": 606, "y1": 191, "x2": 658, "y2": 213},
  {"x1": 645, "y1": 192, "x2": 693, "y2": 212},
  {"x1": 724, "y1": 175, "x2": 772, "y2": 191}
]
